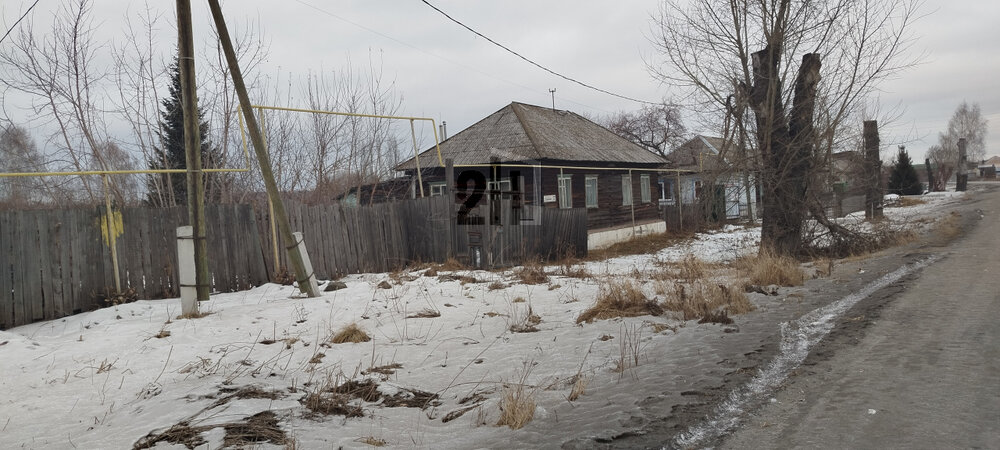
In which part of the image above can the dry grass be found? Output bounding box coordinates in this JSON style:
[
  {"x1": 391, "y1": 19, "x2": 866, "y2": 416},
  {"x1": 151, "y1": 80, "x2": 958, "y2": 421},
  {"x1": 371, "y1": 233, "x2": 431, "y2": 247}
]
[
  {"x1": 176, "y1": 310, "x2": 213, "y2": 320},
  {"x1": 678, "y1": 253, "x2": 708, "y2": 282},
  {"x1": 576, "y1": 280, "x2": 663, "y2": 324},
  {"x1": 487, "y1": 281, "x2": 506, "y2": 291},
  {"x1": 330, "y1": 323, "x2": 371, "y2": 344},
  {"x1": 514, "y1": 261, "x2": 549, "y2": 285},
  {"x1": 567, "y1": 377, "x2": 588, "y2": 401},
  {"x1": 406, "y1": 308, "x2": 441, "y2": 319},
  {"x1": 496, "y1": 367, "x2": 536, "y2": 430},
  {"x1": 738, "y1": 249, "x2": 805, "y2": 287},
  {"x1": 587, "y1": 230, "x2": 692, "y2": 260},
  {"x1": 660, "y1": 281, "x2": 755, "y2": 321},
  {"x1": 357, "y1": 436, "x2": 387, "y2": 447},
  {"x1": 898, "y1": 196, "x2": 926, "y2": 207},
  {"x1": 934, "y1": 212, "x2": 962, "y2": 240}
]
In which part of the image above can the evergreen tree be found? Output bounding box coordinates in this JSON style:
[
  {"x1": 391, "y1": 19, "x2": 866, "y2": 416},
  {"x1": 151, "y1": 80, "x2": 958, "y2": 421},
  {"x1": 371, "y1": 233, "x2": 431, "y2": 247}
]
[
  {"x1": 146, "y1": 59, "x2": 222, "y2": 206},
  {"x1": 887, "y1": 146, "x2": 923, "y2": 195}
]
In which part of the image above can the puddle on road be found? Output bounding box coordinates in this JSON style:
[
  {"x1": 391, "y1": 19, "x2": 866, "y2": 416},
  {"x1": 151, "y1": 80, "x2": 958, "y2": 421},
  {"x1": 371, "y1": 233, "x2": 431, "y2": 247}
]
[{"x1": 673, "y1": 256, "x2": 940, "y2": 448}]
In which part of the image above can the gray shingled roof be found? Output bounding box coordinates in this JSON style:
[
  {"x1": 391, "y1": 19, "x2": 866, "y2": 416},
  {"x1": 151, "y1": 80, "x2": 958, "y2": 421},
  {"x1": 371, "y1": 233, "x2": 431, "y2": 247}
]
[{"x1": 396, "y1": 102, "x2": 668, "y2": 170}]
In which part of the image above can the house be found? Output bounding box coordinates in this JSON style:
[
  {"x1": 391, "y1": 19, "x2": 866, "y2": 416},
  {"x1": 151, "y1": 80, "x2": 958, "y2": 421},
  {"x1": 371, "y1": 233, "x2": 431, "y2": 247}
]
[
  {"x1": 665, "y1": 135, "x2": 758, "y2": 220},
  {"x1": 978, "y1": 155, "x2": 1000, "y2": 179},
  {"x1": 394, "y1": 102, "x2": 678, "y2": 231}
]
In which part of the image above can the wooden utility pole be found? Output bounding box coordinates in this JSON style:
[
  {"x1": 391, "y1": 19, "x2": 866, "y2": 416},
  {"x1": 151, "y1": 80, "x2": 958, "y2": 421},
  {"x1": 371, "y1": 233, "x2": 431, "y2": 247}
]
[
  {"x1": 925, "y1": 158, "x2": 935, "y2": 192},
  {"x1": 206, "y1": 0, "x2": 318, "y2": 297},
  {"x1": 863, "y1": 120, "x2": 883, "y2": 219},
  {"x1": 176, "y1": 0, "x2": 210, "y2": 308},
  {"x1": 956, "y1": 138, "x2": 968, "y2": 192}
]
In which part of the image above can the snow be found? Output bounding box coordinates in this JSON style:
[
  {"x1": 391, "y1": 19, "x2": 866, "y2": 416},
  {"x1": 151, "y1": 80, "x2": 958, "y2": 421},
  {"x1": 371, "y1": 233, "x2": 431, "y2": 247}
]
[{"x1": 0, "y1": 188, "x2": 971, "y2": 449}]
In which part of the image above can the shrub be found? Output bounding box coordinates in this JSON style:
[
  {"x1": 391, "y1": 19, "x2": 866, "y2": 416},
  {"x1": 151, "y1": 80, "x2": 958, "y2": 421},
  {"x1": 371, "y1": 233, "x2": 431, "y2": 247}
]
[{"x1": 740, "y1": 249, "x2": 805, "y2": 287}]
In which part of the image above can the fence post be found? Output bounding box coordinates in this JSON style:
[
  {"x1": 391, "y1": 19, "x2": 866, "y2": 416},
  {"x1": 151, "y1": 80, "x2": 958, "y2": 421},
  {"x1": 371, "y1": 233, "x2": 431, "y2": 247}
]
[
  {"x1": 177, "y1": 226, "x2": 198, "y2": 316},
  {"x1": 445, "y1": 158, "x2": 455, "y2": 258},
  {"x1": 291, "y1": 232, "x2": 320, "y2": 295}
]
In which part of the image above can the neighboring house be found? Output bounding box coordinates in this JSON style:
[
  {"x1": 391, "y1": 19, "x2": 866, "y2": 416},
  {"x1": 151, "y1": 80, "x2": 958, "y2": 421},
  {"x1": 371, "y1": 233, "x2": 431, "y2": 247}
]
[
  {"x1": 394, "y1": 102, "x2": 675, "y2": 230},
  {"x1": 978, "y1": 155, "x2": 1000, "y2": 179},
  {"x1": 665, "y1": 135, "x2": 757, "y2": 220}
]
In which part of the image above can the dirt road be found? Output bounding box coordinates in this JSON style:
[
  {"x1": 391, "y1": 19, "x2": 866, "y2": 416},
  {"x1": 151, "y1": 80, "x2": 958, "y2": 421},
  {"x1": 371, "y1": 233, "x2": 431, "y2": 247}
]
[{"x1": 717, "y1": 186, "x2": 1000, "y2": 449}]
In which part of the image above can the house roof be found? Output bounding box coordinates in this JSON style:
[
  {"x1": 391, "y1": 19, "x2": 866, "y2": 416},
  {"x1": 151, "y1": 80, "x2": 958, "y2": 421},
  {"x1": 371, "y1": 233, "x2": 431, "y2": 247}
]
[
  {"x1": 395, "y1": 102, "x2": 668, "y2": 170},
  {"x1": 666, "y1": 135, "x2": 728, "y2": 170},
  {"x1": 979, "y1": 155, "x2": 1000, "y2": 167}
]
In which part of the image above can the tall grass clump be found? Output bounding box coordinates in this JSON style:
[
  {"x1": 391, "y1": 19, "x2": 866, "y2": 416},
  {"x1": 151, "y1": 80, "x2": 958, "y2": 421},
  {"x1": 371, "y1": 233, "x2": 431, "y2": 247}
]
[
  {"x1": 576, "y1": 279, "x2": 662, "y2": 324},
  {"x1": 739, "y1": 249, "x2": 805, "y2": 286}
]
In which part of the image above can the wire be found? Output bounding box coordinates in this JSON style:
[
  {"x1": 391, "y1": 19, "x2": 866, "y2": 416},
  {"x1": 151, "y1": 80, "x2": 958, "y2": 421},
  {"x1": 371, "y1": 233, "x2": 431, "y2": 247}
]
[
  {"x1": 419, "y1": 0, "x2": 656, "y2": 105},
  {"x1": 0, "y1": 0, "x2": 40, "y2": 46},
  {"x1": 291, "y1": 0, "x2": 619, "y2": 115}
]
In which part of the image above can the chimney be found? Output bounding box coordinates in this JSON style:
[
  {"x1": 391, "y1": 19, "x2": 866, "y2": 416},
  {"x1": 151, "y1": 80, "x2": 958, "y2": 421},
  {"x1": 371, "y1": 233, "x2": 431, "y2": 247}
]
[{"x1": 439, "y1": 121, "x2": 448, "y2": 141}]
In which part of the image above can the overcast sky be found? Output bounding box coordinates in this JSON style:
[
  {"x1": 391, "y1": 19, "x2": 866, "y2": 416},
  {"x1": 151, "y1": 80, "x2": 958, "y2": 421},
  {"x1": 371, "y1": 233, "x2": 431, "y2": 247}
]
[{"x1": 2, "y1": 0, "x2": 997, "y2": 163}]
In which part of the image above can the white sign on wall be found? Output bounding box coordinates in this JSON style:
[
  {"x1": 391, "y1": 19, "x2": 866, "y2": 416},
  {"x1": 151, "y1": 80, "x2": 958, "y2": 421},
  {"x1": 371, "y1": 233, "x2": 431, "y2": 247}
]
[{"x1": 543, "y1": 194, "x2": 557, "y2": 203}]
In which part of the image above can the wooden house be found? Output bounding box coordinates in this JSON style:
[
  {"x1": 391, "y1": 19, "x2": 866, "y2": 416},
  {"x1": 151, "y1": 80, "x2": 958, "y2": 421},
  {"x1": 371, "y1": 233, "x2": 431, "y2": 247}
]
[
  {"x1": 665, "y1": 135, "x2": 758, "y2": 220},
  {"x1": 394, "y1": 102, "x2": 676, "y2": 231}
]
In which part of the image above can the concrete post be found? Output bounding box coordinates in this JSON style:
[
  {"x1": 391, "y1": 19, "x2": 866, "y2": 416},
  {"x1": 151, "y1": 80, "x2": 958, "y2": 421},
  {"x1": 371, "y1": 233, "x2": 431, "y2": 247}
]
[
  {"x1": 291, "y1": 232, "x2": 319, "y2": 295},
  {"x1": 177, "y1": 226, "x2": 198, "y2": 316}
]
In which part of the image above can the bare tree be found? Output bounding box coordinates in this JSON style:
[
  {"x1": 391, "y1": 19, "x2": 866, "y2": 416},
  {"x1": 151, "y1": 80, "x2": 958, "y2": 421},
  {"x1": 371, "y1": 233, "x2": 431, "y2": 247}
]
[
  {"x1": 651, "y1": 0, "x2": 922, "y2": 255},
  {"x1": 604, "y1": 103, "x2": 686, "y2": 157},
  {"x1": 0, "y1": 124, "x2": 51, "y2": 207},
  {"x1": 0, "y1": 0, "x2": 117, "y2": 204}
]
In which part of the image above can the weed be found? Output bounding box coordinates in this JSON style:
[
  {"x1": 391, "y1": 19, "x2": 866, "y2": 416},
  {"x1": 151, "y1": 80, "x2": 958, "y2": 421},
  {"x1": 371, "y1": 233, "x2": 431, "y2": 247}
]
[
  {"x1": 330, "y1": 323, "x2": 372, "y2": 344},
  {"x1": 567, "y1": 376, "x2": 588, "y2": 401},
  {"x1": 488, "y1": 281, "x2": 506, "y2": 291},
  {"x1": 496, "y1": 363, "x2": 537, "y2": 429},
  {"x1": 406, "y1": 308, "x2": 441, "y2": 319},
  {"x1": 357, "y1": 436, "x2": 387, "y2": 447},
  {"x1": 576, "y1": 279, "x2": 662, "y2": 324},
  {"x1": 738, "y1": 249, "x2": 805, "y2": 287},
  {"x1": 514, "y1": 261, "x2": 549, "y2": 285}
]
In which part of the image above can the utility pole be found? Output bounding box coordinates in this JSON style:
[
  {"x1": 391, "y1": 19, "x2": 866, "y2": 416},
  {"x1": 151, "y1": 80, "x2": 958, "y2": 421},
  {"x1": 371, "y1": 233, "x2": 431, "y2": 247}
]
[
  {"x1": 207, "y1": 0, "x2": 318, "y2": 297},
  {"x1": 176, "y1": 0, "x2": 210, "y2": 310}
]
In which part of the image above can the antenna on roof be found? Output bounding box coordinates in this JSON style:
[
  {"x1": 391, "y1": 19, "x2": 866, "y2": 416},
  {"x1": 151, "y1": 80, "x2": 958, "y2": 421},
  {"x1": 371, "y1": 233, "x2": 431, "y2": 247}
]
[{"x1": 549, "y1": 88, "x2": 556, "y2": 111}]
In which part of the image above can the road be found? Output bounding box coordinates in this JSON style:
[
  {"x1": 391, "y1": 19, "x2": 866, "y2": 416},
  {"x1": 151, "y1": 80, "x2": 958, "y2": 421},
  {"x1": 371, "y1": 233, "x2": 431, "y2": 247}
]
[{"x1": 720, "y1": 187, "x2": 1000, "y2": 449}]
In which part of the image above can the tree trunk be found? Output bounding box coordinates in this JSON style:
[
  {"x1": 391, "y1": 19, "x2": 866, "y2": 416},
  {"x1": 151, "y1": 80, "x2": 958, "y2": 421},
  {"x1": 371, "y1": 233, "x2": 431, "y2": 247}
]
[
  {"x1": 750, "y1": 46, "x2": 821, "y2": 256},
  {"x1": 863, "y1": 120, "x2": 883, "y2": 219}
]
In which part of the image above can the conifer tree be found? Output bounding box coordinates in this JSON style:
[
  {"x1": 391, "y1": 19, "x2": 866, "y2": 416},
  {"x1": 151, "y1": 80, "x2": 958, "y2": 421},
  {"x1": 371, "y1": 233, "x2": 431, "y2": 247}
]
[
  {"x1": 887, "y1": 146, "x2": 922, "y2": 195},
  {"x1": 146, "y1": 59, "x2": 222, "y2": 206}
]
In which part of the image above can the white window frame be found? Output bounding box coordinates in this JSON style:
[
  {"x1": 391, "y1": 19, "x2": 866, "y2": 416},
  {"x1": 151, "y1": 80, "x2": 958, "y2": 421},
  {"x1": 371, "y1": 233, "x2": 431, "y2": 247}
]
[
  {"x1": 585, "y1": 175, "x2": 598, "y2": 208},
  {"x1": 487, "y1": 178, "x2": 512, "y2": 193},
  {"x1": 640, "y1": 174, "x2": 651, "y2": 204},
  {"x1": 429, "y1": 181, "x2": 447, "y2": 197},
  {"x1": 557, "y1": 174, "x2": 572, "y2": 209},
  {"x1": 621, "y1": 174, "x2": 633, "y2": 206}
]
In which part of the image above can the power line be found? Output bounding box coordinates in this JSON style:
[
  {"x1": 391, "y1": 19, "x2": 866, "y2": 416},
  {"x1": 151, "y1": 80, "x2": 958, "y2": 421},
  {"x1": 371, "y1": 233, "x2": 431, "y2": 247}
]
[
  {"x1": 291, "y1": 0, "x2": 618, "y2": 115},
  {"x1": 0, "y1": 0, "x2": 41, "y2": 46},
  {"x1": 419, "y1": 0, "x2": 656, "y2": 105}
]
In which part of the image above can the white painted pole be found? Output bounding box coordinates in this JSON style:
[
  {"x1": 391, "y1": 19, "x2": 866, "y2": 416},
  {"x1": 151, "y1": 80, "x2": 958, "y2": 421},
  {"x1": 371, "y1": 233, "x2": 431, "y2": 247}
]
[
  {"x1": 177, "y1": 226, "x2": 199, "y2": 315},
  {"x1": 292, "y1": 232, "x2": 320, "y2": 296}
]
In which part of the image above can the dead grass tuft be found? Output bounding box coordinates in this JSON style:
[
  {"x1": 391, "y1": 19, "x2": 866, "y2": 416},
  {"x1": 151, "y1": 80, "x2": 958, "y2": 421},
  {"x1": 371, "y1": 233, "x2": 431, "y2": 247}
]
[
  {"x1": 588, "y1": 230, "x2": 692, "y2": 260},
  {"x1": 660, "y1": 282, "x2": 755, "y2": 321},
  {"x1": 406, "y1": 308, "x2": 441, "y2": 319},
  {"x1": 223, "y1": 411, "x2": 288, "y2": 448},
  {"x1": 357, "y1": 436, "x2": 387, "y2": 447},
  {"x1": 576, "y1": 280, "x2": 662, "y2": 324},
  {"x1": 898, "y1": 196, "x2": 926, "y2": 207},
  {"x1": 934, "y1": 213, "x2": 962, "y2": 240},
  {"x1": 567, "y1": 376, "x2": 588, "y2": 402},
  {"x1": 330, "y1": 323, "x2": 371, "y2": 344},
  {"x1": 496, "y1": 366, "x2": 536, "y2": 429},
  {"x1": 678, "y1": 253, "x2": 708, "y2": 282},
  {"x1": 738, "y1": 249, "x2": 805, "y2": 287},
  {"x1": 364, "y1": 363, "x2": 403, "y2": 377},
  {"x1": 176, "y1": 310, "x2": 213, "y2": 320},
  {"x1": 488, "y1": 281, "x2": 506, "y2": 291},
  {"x1": 514, "y1": 261, "x2": 549, "y2": 285}
]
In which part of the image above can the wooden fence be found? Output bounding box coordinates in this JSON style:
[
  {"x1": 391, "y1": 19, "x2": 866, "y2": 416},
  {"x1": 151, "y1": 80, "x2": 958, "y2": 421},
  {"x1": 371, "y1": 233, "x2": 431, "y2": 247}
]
[
  {"x1": 0, "y1": 205, "x2": 268, "y2": 330},
  {"x1": 2, "y1": 197, "x2": 586, "y2": 329}
]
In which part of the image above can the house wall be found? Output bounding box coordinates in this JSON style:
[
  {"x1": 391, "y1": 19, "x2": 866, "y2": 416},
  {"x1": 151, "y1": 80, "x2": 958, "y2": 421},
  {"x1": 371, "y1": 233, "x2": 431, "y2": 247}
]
[{"x1": 405, "y1": 165, "x2": 665, "y2": 230}]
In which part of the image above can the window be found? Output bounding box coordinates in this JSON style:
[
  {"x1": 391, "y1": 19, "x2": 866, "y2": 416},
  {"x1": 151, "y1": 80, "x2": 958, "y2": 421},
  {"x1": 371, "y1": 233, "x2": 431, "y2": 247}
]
[
  {"x1": 557, "y1": 174, "x2": 572, "y2": 209},
  {"x1": 429, "y1": 181, "x2": 447, "y2": 197},
  {"x1": 621, "y1": 174, "x2": 633, "y2": 206},
  {"x1": 585, "y1": 175, "x2": 598, "y2": 208},
  {"x1": 640, "y1": 174, "x2": 651, "y2": 203},
  {"x1": 659, "y1": 179, "x2": 676, "y2": 205},
  {"x1": 487, "y1": 178, "x2": 512, "y2": 193}
]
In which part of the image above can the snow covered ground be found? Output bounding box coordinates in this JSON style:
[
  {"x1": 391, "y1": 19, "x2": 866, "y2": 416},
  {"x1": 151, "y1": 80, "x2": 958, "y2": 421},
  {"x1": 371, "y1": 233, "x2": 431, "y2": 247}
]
[{"x1": 0, "y1": 190, "x2": 969, "y2": 449}]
